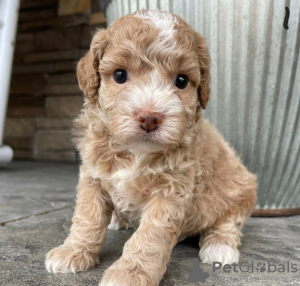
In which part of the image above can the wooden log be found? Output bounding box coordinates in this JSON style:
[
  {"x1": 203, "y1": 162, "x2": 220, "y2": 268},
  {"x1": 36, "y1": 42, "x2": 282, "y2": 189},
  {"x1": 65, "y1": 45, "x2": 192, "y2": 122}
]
[
  {"x1": 13, "y1": 61, "x2": 77, "y2": 75},
  {"x1": 80, "y1": 25, "x2": 97, "y2": 48},
  {"x1": 15, "y1": 27, "x2": 81, "y2": 54},
  {"x1": 18, "y1": 14, "x2": 89, "y2": 32},
  {"x1": 36, "y1": 118, "x2": 73, "y2": 128},
  {"x1": 4, "y1": 118, "x2": 36, "y2": 138},
  {"x1": 12, "y1": 150, "x2": 34, "y2": 160},
  {"x1": 34, "y1": 150, "x2": 76, "y2": 161},
  {"x1": 23, "y1": 49, "x2": 80, "y2": 64},
  {"x1": 7, "y1": 95, "x2": 45, "y2": 107},
  {"x1": 47, "y1": 73, "x2": 78, "y2": 84},
  {"x1": 13, "y1": 63, "x2": 55, "y2": 75},
  {"x1": 34, "y1": 27, "x2": 81, "y2": 51},
  {"x1": 20, "y1": 0, "x2": 58, "y2": 10},
  {"x1": 19, "y1": 9, "x2": 56, "y2": 23},
  {"x1": 44, "y1": 84, "x2": 81, "y2": 95},
  {"x1": 58, "y1": 0, "x2": 91, "y2": 16},
  {"x1": 4, "y1": 138, "x2": 33, "y2": 149},
  {"x1": 34, "y1": 130, "x2": 74, "y2": 149},
  {"x1": 46, "y1": 96, "x2": 83, "y2": 117},
  {"x1": 6, "y1": 96, "x2": 45, "y2": 116},
  {"x1": 10, "y1": 75, "x2": 47, "y2": 95},
  {"x1": 7, "y1": 106, "x2": 45, "y2": 117},
  {"x1": 89, "y1": 12, "x2": 106, "y2": 25}
]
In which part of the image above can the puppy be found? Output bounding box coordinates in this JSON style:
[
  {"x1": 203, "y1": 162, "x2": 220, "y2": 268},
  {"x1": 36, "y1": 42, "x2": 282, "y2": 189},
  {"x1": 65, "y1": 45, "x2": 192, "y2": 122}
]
[{"x1": 45, "y1": 9, "x2": 257, "y2": 286}]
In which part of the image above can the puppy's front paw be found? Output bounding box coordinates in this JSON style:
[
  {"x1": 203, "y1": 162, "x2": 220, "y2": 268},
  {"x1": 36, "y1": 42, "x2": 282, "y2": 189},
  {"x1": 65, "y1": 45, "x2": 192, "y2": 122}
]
[
  {"x1": 99, "y1": 258, "x2": 155, "y2": 286},
  {"x1": 45, "y1": 244, "x2": 99, "y2": 273},
  {"x1": 199, "y1": 244, "x2": 239, "y2": 265}
]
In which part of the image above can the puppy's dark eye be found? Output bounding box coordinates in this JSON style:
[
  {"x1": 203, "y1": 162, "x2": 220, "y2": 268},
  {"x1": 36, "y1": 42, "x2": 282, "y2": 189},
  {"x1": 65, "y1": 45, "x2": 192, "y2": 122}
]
[
  {"x1": 175, "y1": 74, "x2": 189, "y2": 89},
  {"x1": 113, "y1": 70, "x2": 127, "y2": 84}
]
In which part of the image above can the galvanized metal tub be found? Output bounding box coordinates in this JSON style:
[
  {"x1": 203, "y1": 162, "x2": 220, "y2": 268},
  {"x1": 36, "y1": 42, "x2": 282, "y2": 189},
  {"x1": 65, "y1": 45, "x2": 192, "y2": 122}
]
[{"x1": 101, "y1": 0, "x2": 300, "y2": 215}]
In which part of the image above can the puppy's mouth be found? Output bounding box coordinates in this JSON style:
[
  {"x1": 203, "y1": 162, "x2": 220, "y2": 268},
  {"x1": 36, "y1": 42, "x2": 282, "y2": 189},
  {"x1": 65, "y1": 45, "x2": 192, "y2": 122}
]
[
  {"x1": 140, "y1": 124, "x2": 158, "y2": 134},
  {"x1": 138, "y1": 125, "x2": 160, "y2": 141},
  {"x1": 111, "y1": 110, "x2": 185, "y2": 150},
  {"x1": 138, "y1": 125, "x2": 160, "y2": 140},
  {"x1": 128, "y1": 126, "x2": 166, "y2": 153}
]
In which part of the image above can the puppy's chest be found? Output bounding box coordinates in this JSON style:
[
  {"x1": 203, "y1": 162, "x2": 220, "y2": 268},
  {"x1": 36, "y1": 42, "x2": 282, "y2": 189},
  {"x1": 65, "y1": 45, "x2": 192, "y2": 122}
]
[{"x1": 107, "y1": 167, "x2": 150, "y2": 225}]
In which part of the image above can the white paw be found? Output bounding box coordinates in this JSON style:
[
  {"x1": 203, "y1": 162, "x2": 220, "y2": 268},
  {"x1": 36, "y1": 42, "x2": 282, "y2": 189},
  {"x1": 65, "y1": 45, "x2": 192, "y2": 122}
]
[
  {"x1": 45, "y1": 245, "x2": 74, "y2": 273},
  {"x1": 45, "y1": 244, "x2": 98, "y2": 273},
  {"x1": 46, "y1": 253, "x2": 76, "y2": 274},
  {"x1": 107, "y1": 219, "x2": 122, "y2": 230},
  {"x1": 199, "y1": 244, "x2": 240, "y2": 265},
  {"x1": 108, "y1": 211, "x2": 128, "y2": 230}
]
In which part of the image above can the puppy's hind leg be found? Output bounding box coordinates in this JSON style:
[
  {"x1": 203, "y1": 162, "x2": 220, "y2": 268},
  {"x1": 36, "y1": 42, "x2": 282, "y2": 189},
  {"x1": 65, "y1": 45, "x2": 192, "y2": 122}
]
[
  {"x1": 199, "y1": 170, "x2": 257, "y2": 266},
  {"x1": 199, "y1": 211, "x2": 242, "y2": 265},
  {"x1": 199, "y1": 188, "x2": 256, "y2": 266}
]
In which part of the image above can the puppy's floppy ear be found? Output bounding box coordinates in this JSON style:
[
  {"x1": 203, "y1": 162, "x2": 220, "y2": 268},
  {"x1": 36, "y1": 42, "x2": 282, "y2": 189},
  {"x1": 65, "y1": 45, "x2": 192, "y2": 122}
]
[
  {"x1": 77, "y1": 29, "x2": 108, "y2": 103},
  {"x1": 195, "y1": 33, "x2": 211, "y2": 109}
]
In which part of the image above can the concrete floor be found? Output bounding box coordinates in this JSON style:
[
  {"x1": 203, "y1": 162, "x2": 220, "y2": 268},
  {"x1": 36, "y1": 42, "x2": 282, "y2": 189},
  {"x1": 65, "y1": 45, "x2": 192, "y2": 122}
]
[{"x1": 1, "y1": 161, "x2": 300, "y2": 286}]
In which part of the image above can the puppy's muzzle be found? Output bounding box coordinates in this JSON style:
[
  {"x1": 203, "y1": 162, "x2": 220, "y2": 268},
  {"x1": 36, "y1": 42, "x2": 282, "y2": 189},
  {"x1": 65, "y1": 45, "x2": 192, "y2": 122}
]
[{"x1": 136, "y1": 112, "x2": 163, "y2": 133}]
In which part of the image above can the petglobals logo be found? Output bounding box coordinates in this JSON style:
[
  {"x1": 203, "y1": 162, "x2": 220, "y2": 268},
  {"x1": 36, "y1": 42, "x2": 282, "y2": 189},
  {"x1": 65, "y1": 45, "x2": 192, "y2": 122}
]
[
  {"x1": 182, "y1": 259, "x2": 299, "y2": 284},
  {"x1": 213, "y1": 260, "x2": 298, "y2": 273}
]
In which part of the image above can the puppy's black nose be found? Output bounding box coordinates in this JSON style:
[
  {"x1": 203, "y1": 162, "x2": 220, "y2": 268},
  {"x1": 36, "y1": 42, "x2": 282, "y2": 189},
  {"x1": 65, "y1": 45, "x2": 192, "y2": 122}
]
[{"x1": 136, "y1": 112, "x2": 163, "y2": 133}]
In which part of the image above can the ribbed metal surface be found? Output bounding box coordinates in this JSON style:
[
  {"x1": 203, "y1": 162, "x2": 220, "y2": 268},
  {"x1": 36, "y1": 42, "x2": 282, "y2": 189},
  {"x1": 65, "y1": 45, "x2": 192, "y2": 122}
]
[{"x1": 105, "y1": 0, "x2": 300, "y2": 210}]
